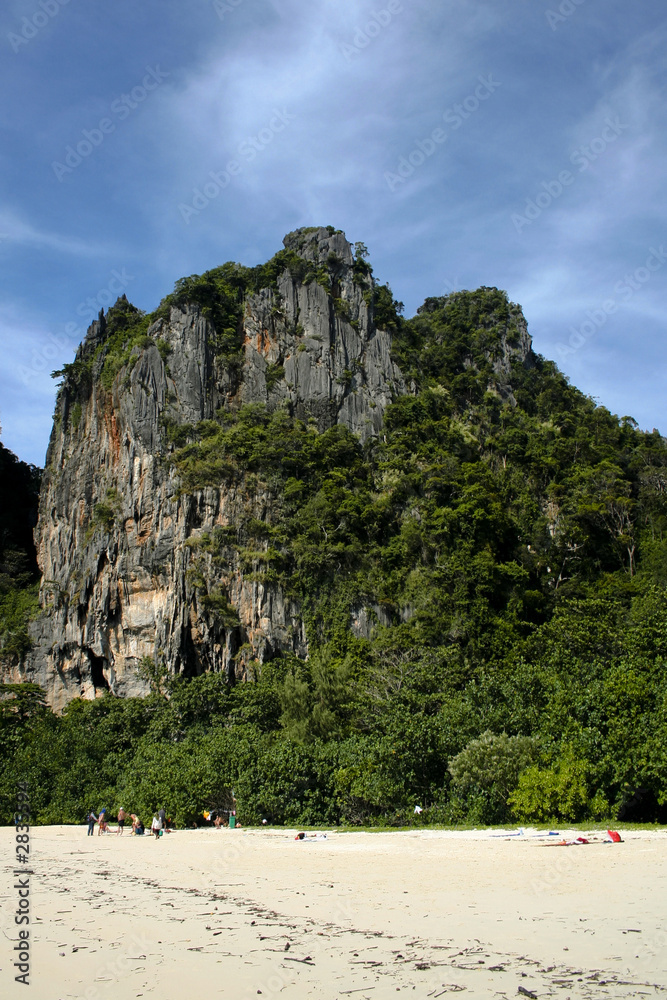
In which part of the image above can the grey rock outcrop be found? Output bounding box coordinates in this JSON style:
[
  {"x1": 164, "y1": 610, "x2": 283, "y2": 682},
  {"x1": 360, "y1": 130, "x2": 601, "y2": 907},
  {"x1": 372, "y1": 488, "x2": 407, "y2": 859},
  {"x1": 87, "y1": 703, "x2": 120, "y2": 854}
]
[
  {"x1": 238, "y1": 228, "x2": 404, "y2": 440},
  {"x1": 1, "y1": 229, "x2": 536, "y2": 710},
  {"x1": 2, "y1": 228, "x2": 405, "y2": 709}
]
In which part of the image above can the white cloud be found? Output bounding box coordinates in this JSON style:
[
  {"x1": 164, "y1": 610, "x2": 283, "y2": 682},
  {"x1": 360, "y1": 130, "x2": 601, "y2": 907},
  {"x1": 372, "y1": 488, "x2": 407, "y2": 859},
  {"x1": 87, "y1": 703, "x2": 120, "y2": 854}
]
[{"x1": 0, "y1": 209, "x2": 122, "y2": 257}]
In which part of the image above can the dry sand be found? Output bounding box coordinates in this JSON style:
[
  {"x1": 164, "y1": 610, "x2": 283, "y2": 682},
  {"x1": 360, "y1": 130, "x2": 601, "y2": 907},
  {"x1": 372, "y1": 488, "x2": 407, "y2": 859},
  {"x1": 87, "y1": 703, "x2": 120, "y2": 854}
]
[{"x1": 1, "y1": 824, "x2": 666, "y2": 999}]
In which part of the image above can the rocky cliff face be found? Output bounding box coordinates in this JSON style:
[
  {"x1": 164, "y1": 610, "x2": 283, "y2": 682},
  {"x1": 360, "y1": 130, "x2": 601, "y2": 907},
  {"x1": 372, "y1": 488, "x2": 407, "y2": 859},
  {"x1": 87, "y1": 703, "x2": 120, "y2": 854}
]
[
  {"x1": 239, "y1": 228, "x2": 404, "y2": 439},
  {"x1": 1, "y1": 228, "x2": 534, "y2": 710},
  {"x1": 3, "y1": 229, "x2": 406, "y2": 708}
]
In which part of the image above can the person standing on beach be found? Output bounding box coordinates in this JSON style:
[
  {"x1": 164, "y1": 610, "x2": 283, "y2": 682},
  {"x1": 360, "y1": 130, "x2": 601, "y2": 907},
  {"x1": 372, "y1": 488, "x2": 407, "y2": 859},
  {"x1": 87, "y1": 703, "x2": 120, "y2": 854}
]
[
  {"x1": 87, "y1": 809, "x2": 97, "y2": 836},
  {"x1": 158, "y1": 806, "x2": 166, "y2": 830},
  {"x1": 98, "y1": 808, "x2": 108, "y2": 836},
  {"x1": 117, "y1": 807, "x2": 126, "y2": 835}
]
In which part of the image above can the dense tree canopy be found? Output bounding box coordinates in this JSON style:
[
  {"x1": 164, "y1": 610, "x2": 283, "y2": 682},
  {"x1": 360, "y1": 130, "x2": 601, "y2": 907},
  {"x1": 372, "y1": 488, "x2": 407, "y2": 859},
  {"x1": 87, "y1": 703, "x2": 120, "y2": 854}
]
[{"x1": 2, "y1": 280, "x2": 666, "y2": 827}]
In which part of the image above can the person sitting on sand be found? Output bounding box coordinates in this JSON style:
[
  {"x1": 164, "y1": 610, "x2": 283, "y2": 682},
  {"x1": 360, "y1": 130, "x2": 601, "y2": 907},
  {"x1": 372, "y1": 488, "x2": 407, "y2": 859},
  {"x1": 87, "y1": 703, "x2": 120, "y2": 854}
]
[
  {"x1": 117, "y1": 807, "x2": 126, "y2": 835},
  {"x1": 130, "y1": 813, "x2": 140, "y2": 834}
]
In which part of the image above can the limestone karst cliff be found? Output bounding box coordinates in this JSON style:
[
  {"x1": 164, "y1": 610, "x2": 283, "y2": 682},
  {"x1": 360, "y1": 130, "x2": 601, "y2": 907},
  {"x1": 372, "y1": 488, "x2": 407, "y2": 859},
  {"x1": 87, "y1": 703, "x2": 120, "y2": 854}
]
[{"x1": 1, "y1": 227, "x2": 535, "y2": 709}]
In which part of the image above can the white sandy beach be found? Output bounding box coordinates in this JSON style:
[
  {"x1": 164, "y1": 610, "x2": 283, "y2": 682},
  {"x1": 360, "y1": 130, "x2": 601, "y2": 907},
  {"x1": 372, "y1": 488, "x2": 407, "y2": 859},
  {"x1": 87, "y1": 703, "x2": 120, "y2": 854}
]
[{"x1": 1, "y1": 824, "x2": 666, "y2": 999}]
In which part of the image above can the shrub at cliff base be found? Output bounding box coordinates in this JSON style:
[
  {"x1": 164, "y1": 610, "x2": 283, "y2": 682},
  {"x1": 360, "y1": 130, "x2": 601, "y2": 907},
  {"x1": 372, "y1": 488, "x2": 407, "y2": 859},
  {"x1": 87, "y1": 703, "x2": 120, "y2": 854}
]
[
  {"x1": 1, "y1": 585, "x2": 667, "y2": 826},
  {"x1": 508, "y1": 751, "x2": 610, "y2": 824},
  {"x1": 447, "y1": 731, "x2": 540, "y2": 825}
]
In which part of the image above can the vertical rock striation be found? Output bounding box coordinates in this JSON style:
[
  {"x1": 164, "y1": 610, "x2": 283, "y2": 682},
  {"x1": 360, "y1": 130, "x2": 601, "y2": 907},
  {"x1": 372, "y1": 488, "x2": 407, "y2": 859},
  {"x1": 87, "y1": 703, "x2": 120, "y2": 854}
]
[
  {"x1": 1, "y1": 228, "x2": 535, "y2": 709},
  {"x1": 238, "y1": 228, "x2": 404, "y2": 440},
  {"x1": 6, "y1": 228, "x2": 409, "y2": 709}
]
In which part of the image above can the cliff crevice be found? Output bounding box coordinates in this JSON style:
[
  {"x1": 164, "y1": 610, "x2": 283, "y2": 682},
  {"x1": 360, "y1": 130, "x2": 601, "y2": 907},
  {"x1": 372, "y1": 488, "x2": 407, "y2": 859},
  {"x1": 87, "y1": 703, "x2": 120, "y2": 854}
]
[{"x1": 1, "y1": 227, "x2": 534, "y2": 709}]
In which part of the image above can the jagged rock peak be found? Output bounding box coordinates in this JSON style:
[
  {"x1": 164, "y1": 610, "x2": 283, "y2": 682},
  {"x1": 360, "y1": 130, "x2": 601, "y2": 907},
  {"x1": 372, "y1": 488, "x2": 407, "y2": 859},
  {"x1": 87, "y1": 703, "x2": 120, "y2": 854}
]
[
  {"x1": 239, "y1": 227, "x2": 404, "y2": 441},
  {"x1": 4, "y1": 230, "x2": 542, "y2": 711},
  {"x1": 417, "y1": 287, "x2": 535, "y2": 373},
  {"x1": 283, "y1": 226, "x2": 355, "y2": 266},
  {"x1": 4, "y1": 228, "x2": 408, "y2": 709}
]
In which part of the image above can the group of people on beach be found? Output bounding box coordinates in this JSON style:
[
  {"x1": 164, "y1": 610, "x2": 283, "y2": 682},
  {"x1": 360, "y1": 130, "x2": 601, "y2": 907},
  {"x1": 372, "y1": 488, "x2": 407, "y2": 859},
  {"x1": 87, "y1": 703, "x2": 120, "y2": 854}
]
[
  {"x1": 86, "y1": 805, "x2": 246, "y2": 836},
  {"x1": 86, "y1": 806, "x2": 173, "y2": 839},
  {"x1": 202, "y1": 809, "x2": 239, "y2": 829}
]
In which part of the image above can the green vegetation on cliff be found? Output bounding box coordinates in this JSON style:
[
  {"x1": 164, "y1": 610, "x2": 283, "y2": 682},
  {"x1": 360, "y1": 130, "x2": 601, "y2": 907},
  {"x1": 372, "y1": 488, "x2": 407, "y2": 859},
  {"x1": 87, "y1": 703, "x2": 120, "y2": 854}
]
[
  {"x1": 3, "y1": 274, "x2": 667, "y2": 828},
  {"x1": 51, "y1": 239, "x2": 378, "y2": 399}
]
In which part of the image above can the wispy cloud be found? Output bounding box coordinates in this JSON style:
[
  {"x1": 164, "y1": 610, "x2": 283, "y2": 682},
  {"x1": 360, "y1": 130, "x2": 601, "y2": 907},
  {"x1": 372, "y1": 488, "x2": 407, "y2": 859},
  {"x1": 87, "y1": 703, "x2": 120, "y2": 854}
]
[
  {"x1": 0, "y1": 209, "x2": 123, "y2": 257},
  {"x1": 1, "y1": 0, "x2": 666, "y2": 459}
]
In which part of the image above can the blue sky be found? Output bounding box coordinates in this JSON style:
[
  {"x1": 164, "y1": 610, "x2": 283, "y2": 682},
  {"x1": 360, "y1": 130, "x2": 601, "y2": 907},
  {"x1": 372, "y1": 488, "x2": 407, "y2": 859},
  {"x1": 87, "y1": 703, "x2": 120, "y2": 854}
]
[{"x1": 1, "y1": 0, "x2": 665, "y2": 466}]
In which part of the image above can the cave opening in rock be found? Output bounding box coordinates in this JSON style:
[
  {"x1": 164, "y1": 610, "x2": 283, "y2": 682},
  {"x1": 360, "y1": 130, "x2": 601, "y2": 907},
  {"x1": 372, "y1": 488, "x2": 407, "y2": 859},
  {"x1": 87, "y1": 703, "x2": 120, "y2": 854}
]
[{"x1": 86, "y1": 649, "x2": 109, "y2": 692}]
